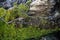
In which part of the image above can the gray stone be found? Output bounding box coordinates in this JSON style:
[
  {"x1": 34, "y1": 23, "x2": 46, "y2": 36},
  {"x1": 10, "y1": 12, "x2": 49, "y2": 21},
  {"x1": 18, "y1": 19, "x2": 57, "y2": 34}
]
[{"x1": 29, "y1": 0, "x2": 56, "y2": 16}]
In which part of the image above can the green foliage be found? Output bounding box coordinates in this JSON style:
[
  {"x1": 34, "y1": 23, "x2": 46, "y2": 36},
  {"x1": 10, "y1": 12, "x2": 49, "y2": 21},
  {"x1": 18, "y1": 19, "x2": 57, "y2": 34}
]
[
  {"x1": 0, "y1": 23, "x2": 59, "y2": 40},
  {"x1": 18, "y1": 4, "x2": 29, "y2": 12},
  {"x1": 26, "y1": 0, "x2": 32, "y2": 5},
  {"x1": 17, "y1": 4, "x2": 29, "y2": 18},
  {"x1": 0, "y1": 4, "x2": 29, "y2": 22},
  {"x1": 0, "y1": 8, "x2": 6, "y2": 17}
]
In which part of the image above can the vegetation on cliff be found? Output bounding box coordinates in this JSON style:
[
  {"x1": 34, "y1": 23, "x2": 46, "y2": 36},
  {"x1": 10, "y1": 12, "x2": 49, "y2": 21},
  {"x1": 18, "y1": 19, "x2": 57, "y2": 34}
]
[{"x1": 0, "y1": 0, "x2": 60, "y2": 40}]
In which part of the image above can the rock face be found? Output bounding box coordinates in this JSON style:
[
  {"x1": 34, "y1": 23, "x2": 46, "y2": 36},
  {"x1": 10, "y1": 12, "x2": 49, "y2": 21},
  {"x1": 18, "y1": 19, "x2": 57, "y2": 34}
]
[
  {"x1": 40, "y1": 36, "x2": 58, "y2": 40},
  {"x1": 40, "y1": 31, "x2": 60, "y2": 40},
  {"x1": 29, "y1": 0, "x2": 56, "y2": 16},
  {"x1": 17, "y1": 0, "x2": 27, "y2": 4},
  {"x1": 0, "y1": 0, "x2": 28, "y2": 9},
  {"x1": 28, "y1": 0, "x2": 60, "y2": 28}
]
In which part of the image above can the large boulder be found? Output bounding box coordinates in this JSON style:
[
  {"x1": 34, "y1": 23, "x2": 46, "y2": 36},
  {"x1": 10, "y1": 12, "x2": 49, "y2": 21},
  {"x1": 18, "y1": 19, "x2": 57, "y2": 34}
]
[{"x1": 29, "y1": 0, "x2": 56, "y2": 16}]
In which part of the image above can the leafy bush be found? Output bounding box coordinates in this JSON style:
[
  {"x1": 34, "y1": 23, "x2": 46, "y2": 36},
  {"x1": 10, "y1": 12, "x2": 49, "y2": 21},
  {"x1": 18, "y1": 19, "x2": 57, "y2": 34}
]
[
  {"x1": 26, "y1": 0, "x2": 32, "y2": 5},
  {"x1": 0, "y1": 8, "x2": 6, "y2": 17}
]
